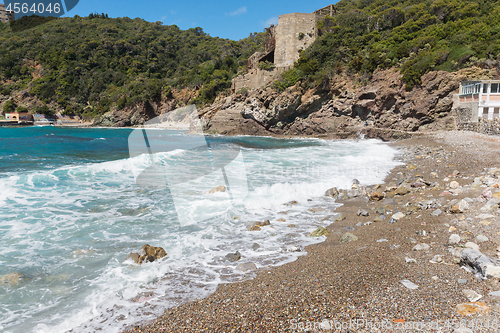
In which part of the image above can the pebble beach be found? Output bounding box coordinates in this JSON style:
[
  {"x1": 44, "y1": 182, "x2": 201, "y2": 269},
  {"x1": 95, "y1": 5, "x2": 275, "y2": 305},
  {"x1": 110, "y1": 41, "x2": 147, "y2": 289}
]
[{"x1": 126, "y1": 131, "x2": 500, "y2": 333}]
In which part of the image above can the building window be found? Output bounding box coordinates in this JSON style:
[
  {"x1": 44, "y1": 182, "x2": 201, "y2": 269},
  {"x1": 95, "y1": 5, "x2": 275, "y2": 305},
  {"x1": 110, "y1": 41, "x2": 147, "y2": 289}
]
[
  {"x1": 483, "y1": 107, "x2": 489, "y2": 119},
  {"x1": 492, "y1": 83, "x2": 499, "y2": 93},
  {"x1": 483, "y1": 84, "x2": 489, "y2": 93}
]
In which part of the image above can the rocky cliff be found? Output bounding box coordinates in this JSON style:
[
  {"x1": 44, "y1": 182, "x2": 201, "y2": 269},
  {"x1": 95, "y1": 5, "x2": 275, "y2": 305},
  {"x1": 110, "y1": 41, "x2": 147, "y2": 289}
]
[
  {"x1": 200, "y1": 67, "x2": 497, "y2": 140},
  {"x1": 91, "y1": 66, "x2": 497, "y2": 140}
]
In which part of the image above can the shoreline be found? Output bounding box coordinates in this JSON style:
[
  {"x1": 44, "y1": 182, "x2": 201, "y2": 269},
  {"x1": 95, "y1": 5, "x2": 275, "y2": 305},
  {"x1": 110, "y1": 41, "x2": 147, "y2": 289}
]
[{"x1": 126, "y1": 131, "x2": 500, "y2": 333}]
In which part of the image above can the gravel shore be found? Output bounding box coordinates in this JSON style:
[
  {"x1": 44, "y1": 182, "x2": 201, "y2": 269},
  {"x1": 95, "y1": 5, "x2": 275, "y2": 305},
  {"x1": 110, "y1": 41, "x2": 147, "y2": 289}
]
[{"x1": 127, "y1": 131, "x2": 500, "y2": 333}]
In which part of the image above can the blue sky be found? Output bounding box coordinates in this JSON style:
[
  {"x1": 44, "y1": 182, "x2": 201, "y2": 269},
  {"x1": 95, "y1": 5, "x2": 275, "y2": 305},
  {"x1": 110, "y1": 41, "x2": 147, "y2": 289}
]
[{"x1": 1, "y1": 1, "x2": 338, "y2": 40}]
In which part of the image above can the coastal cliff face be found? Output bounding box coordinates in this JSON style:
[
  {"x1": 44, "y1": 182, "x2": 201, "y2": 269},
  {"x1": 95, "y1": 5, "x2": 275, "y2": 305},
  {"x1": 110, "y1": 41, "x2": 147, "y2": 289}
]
[
  {"x1": 200, "y1": 67, "x2": 497, "y2": 140},
  {"x1": 90, "y1": 66, "x2": 497, "y2": 139}
]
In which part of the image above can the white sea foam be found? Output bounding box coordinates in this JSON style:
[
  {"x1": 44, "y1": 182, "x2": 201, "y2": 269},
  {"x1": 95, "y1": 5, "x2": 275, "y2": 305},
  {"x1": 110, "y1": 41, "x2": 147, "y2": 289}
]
[{"x1": 0, "y1": 137, "x2": 401, "y2": 333}]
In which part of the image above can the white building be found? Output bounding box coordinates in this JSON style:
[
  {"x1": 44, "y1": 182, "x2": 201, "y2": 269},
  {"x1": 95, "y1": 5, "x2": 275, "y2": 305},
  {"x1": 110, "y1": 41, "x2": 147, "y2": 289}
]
[{"x1": 459, "y1": 81, "x2": 500, "y2": 121}]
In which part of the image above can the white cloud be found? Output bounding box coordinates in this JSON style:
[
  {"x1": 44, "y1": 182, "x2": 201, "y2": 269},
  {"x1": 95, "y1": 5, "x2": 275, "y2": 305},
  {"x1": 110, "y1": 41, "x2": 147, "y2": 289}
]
[
  {"x1": 227, "y1": 7, "x2": 247, "y2": 16},
  {"x1": 263, "y1": 16, "x2": 278, "y2": 27}
]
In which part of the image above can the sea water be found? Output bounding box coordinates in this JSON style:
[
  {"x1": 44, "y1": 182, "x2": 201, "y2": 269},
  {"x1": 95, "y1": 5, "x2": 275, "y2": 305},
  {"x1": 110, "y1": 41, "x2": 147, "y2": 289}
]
[{"x1": 0, "y1": 126, "x2": 400, "y2": 332}]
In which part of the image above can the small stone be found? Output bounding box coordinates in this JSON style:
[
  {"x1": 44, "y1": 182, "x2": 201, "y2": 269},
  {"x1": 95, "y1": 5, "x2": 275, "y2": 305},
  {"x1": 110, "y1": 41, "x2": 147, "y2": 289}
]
[
  {"x1": 370, "y1": 191, "x2": 384, "y2": 201},
  {"x1": 400, "y1": 279, "x2": 418, "y2": 290},
  {"x1": 405, "y1": 257, "x2": 417, "y2": 264},
  {"x1": 392, "y1": 212, "x2": 405, "y2": 220},
  {"x1": 389, "y1": 218, "x2": 397, "y2": 224},
  {"x1": 284, "y1": 200, "x2": 299, "y2": 206},
  {"x1": 450, "y1": 199, "x2": 470, "y2": 214},
  {"x1": 462, "y1": 289, "x2": 482, "y2": 302},
  {"x1": 406, "y1": 164, "x2": 417, "y2": 170},
  {"x1": 357, "y1": 209, "x2": 369, "y2": 217},
  {"x1": 413, "y1": 243, "x2": 430, "y2": 251},
  {"x1": 287, "y1": 246, "x2": 301, "y2": 252},
  {"x1": 489, "y1": 290, "x2": 500, "y2": 297},
  {"x1": 430, "y1": 172, "x2": 438, "y2": 178},
  {"x1": 252, "y1": 243, "x2": 260, "y2": 250},
  {"x1": 276, "y1": 218, "x2": 286, "y2": 222},
  {"x1": 287, "y1": 224, "x2": 296, "y2": 228},
  {"x1": 395, "y1": 186, "x2": 410, "y2": 195},
  {"x1": 431, "y1": 209, "x2": 442, "y2": 217},
  {"x1": 465, "y1": 242, "x2": 480, "y2": 251},
  {"x1": 340, "y1": 232, "x2": 358, "y2": 243},
  {"x1": 377, "y1": 239, "x2": 388, "y2": 243},
  {"x1": 407, "y1": 237, "x2": 417, "y2": 244},
  {"x1": 456, "y1": 302, "x2": 490, "y2": 316},
  {"x1": 343, "y1": 226, "x2": 355, "y2": 231},
  {"x1": 225, "y1": 251, "x2": 242, "y2": 262},
  {"x1": 431, "y1": 276, "x2": 439, "y2": 281},
  {"x1": 450, "y1": 181, "x2": 460, "y2": 189},
  {"x1": 309, "y1": 227, "x2": 330, "y2": 237},
  {"x1": 248, "y1": 225, "x2": 261, "y2": 231},
  {"x1": 364, "y1": 221, "x2": 372, "y2": 226},
  {"x1": 235, "y1": 262, "x2": 257, "y2": 272},
  {"x1": 449, "y1": 226, "x2": 457, "y2": 232},
  {"x1": 430, "y1": 255, "x2": 443, "y2": 263},
  {"x1": 457, "y1": 279, "x2": 468, "y2": 285},
  {"x1": 476, "y1": 235, "x2": 489, "y2": 243},
  {"x1": 206, "y1": 185, "x2": 226, "y2": 194},
  {"x1": 449, "y1": 234, "x2": 461, "y2": 244}
]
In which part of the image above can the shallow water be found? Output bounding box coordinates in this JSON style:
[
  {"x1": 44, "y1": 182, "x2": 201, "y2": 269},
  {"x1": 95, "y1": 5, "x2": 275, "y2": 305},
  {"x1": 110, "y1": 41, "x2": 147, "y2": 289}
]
[{"x1": 0, "y1": 127, "x2": 400, "y2": 332}]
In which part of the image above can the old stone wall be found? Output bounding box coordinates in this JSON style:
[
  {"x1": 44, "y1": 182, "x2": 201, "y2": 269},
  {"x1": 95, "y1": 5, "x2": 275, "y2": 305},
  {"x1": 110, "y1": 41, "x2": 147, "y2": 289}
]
[
  {"x1": 232, "y1": 68, "x2": 286, "y2": 93},
  {"x1": 274, "y1": 13, "x2": 317, "y2": 68},
  {"x1": 453, "y1": 107, "x2": 500, "y2": 135}
]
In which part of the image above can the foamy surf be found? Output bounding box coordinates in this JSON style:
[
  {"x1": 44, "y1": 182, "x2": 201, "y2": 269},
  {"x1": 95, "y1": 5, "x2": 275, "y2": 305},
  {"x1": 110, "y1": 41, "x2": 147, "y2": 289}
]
[{"x1": 0, "y1": 127, "x2": 401, "y2": 333}]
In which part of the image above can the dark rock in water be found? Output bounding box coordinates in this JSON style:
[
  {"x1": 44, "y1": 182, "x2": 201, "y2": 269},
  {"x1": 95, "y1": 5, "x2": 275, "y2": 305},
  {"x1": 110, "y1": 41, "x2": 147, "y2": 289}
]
[
  {"x1": 225, "y1": 251, "x2": 242, "y2": 262},
  {"x1": 248, "y1": 220, "x2": 270, "y2": 231},
  {"x1": 127, "y1": 244, "x2": 167, "y2": 265},
  {"x1": 0, "y1": 272, "x2": 26, "y2": 286},
  {"x1": 352, "y1": 179, "x2": 360, "y2": 186},
  {"x1": 357, "y1": 209, "x2": 369, "y2": 217},
  {"x1": 248, "y1": 224, "x2": 261, "y2": 231},
  {"x1": 252, "y1": 243, "x2": 260, "y2": 250},
  {"x1": 284, "y1": 200, "x2": 299, "y2": 206},
  {"x1": 206, "y1": 185, "x2": 226, "y2": 194},
  {"x1": 325, "y1": 187, "x2": 339, "y2": 198}
]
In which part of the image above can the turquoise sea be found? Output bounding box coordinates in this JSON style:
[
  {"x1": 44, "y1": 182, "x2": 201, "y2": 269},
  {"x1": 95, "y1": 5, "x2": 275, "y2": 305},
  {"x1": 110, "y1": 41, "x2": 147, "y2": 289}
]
[{"x1": 0, "y1": 126, "x2": 400, "y2": 332}]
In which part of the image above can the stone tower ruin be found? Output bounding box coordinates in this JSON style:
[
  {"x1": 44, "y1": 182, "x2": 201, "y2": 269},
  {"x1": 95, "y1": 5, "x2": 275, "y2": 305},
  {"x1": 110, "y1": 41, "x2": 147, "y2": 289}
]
[{"x1": 232, "y1": 4, "x2": 336, "y2": 93}]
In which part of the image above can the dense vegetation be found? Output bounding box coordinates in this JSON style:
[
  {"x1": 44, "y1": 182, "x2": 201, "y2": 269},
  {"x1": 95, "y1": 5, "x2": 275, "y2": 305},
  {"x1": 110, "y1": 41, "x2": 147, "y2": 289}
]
[
  {"x1": 279, "y1": 0, "x2": 500, "y2": 91},
  {"x1": 2, "y1": 0, "x2": 499, "y2": 120},
  {"x1": 0, "y1": 15, "x2": 265, "y2": 118}
]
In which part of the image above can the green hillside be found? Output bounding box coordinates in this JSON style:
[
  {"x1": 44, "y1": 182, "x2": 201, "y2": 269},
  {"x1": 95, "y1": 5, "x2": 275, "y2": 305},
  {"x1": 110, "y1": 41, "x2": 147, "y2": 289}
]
[
  {"x1": 0, "y1": 15, "x2": 265, "y2": 118},
  {"x1": 280, "y1": 0, "x2": 500, "y2": 90}
]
